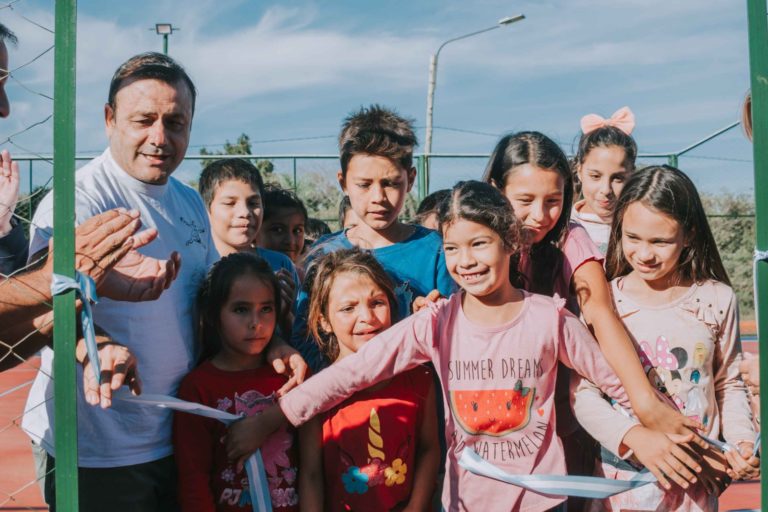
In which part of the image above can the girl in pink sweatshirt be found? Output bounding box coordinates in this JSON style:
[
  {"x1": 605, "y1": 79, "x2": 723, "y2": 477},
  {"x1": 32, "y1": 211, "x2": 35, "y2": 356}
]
[{"x1": 227, "y1": 181, "x2": 635, "y2": 512}]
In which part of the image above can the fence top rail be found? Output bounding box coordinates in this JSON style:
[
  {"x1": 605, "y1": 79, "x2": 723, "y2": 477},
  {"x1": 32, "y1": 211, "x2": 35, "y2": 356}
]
[
  {"x1": 9, "y1": 154, "x2": 343, "y2": 161},
  {"x1": 9, "y1": 152, "x2": 681, "y2": 161}
]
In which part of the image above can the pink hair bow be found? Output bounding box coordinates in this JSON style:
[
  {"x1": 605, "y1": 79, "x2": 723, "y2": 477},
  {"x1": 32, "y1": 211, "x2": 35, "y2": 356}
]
[{"x1": 580, "y1": 106, "x2": 636, "y2": 135}]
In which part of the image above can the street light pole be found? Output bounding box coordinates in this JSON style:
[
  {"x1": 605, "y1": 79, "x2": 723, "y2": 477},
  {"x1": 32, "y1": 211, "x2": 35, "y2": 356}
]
[
  {"x1": 152, "y1": 23, "x2": 178, "y2": 55},
  {"x1": 423, "y1": 14, "x2": 525, "y2": 192}
]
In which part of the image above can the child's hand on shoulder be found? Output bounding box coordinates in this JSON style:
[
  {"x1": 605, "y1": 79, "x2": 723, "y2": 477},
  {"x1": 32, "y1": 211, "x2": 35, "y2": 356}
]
[
  {"x1": 724, "y1": 442, "x2": 760, "y2": 481},
  {"x1": 412, "y1": 289, "x2": 441, "y2": 313},
  {"x1": 622, "y1": 425, "x2": 701, "y2": 491},
  {"x1": 265, "y1": 338, "x2": 307, "y2": 396}
]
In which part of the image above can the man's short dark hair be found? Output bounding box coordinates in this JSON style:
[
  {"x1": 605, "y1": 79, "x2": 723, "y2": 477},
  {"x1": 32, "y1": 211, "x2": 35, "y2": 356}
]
[
  {"x1": 338, "y1": 104, "x2": 417, "y2": 178},
  {"x1": 0, "y1": 23, "x2": 17, "y2": 46},
  {"x1": 198, "y1": 158, "x2": 265, "y2": 209},
  {"x1": 107, "y1": 52, "x2": 196, "y2": 114}
]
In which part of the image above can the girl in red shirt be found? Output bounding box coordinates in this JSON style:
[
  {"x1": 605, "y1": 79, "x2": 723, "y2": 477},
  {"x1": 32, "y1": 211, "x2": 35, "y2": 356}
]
[
  {"x1": 174, "y1": 252, "x2": 301, "y2": 512},
  {"x1": 298, "y1": 248, "x2": 440, "y2": 512}
]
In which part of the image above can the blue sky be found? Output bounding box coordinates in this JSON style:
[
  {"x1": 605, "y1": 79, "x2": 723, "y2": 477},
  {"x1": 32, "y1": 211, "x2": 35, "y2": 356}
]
[{"x1": 1, "y1": 0, "x2": 756, "y2": 196}]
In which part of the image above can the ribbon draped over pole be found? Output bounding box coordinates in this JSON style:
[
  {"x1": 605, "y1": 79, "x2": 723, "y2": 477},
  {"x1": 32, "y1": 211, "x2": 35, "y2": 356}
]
[{"x1": 51, "y1": 271, "x2": 100, "y2": 383}]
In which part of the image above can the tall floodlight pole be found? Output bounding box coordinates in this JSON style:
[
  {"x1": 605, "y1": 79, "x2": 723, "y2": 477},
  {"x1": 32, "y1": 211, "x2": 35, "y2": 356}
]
[
  {"x1": 423, "y1": 14, "x2": 525, "y2": 192},
  {"x1": 745, "y1": 1, "x2": 767, "y2": 509},
  {"x1": 153, "y1": 23, "x2": 178, "y2": 55}
]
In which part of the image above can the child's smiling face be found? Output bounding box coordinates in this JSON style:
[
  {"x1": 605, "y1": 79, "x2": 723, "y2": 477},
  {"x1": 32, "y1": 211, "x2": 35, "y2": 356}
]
[
  {"x1": 208, "y1": 179, "x2": 263, "y2": 255},
  {"x1": 338, "y1": 154, "x2": 415, "y2": 234},
  {"x1": 442, "y1": 218, "x2": 513, "y2": 304},
  {"x1": 577, "y1": 145, "x2": 629, "y2": 222},
  {"x1": 621, "y1": 201, "x2": 686, "y2": 287},
  {"x1": 500, "y1": 165, "x2": 564, "y2": 244},
  {"x1": 321, "y1": 271, "x2": 392, "y2": 361}
]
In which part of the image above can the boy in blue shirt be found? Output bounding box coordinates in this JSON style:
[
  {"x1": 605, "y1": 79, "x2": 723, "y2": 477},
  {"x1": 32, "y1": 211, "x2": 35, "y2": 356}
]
[
  {"x1": 292, "y1": 105, "x2": 455, "y2": 372},
  {"x1": 199, "y1": 158, "x2": 300, "y2": 333}
]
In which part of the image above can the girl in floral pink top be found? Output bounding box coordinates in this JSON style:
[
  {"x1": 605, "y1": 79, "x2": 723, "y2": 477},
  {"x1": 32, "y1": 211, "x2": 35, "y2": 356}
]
[
  {"x1": 580, "y1": 165, "x2": 758, "y2": 511},
  {"x1": 227, "y1": 181, "x2": 638, "y2": 512}
]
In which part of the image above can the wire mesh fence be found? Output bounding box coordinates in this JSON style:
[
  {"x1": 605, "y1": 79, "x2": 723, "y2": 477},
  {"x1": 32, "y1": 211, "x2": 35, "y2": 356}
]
[{"x1": 0, "y1": 1, "x2": 56, "y2": 509}]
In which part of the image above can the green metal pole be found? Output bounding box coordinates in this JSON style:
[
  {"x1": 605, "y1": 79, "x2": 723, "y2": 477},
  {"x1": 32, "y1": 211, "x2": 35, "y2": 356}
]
[
  {"x1": 292, "y1": 158, "x2": 297, "y2": 193},
  {"x1": 163, "y1": 33, "x2": 168, "y2": 55},
  {"x1": 667, "y1": 154, "x2": 678, "y2": 167},
  {"x1": 53, "y1": 0, "x2": 78, "y2": 510},
  {"x1": 746, "y1": 1, "x2": 768, "y2": 509},
  {"x1": 416, "y1": 155, "x2": 426, "y2": 202}
]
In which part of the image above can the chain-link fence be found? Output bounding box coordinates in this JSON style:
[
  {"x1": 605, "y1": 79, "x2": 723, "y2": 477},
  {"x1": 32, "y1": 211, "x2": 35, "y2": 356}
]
[
  {"x1": 0, "y1": 0, "x2": 56, "y2": 509},
  {"x1": 9, "y1": 142, "x2": 759, "y2": 314}
]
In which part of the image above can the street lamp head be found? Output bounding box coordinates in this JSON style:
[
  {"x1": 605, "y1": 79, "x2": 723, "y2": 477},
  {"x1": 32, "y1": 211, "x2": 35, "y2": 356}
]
[
  {"x1": 155, "y1": 23, "x2": 173, "y2": 35},
  {"x1": 498, "y1": 14, "x2": 525, "y2": 26}
]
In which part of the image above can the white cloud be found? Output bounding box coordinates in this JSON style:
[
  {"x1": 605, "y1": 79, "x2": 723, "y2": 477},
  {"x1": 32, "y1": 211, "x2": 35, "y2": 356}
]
[{"x1": 0, "y1": 0, "x2": 754, "y2": 195}]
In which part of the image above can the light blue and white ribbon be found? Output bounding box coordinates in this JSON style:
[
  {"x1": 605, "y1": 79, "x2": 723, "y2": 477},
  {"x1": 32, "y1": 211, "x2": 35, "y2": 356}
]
[
  {"x1": 122, "y1": 394, "x2": 273, "y2": 512},
  {"x1": 698, "y1": 432, "x2": 736, "y2": 453},
  {"x1": 458, "y1": 448, "x2": 657, "y2": 499},
  {"x1": 51, "y1": 271, "x2": 100, "y2": 383}
]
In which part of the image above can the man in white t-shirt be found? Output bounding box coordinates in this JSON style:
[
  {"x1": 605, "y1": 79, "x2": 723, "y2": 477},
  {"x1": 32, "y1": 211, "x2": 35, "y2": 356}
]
[
  {"x1": 23, "y1": 52, "x2": 305, "y2": 512},
  {"x1": 0, "y1": 23, "x2": 159, "y2": 394}
]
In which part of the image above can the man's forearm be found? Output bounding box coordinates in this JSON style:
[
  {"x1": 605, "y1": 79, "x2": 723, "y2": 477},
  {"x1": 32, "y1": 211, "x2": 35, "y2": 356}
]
[{"x1": 0, "y1": 264, "x2": 54, "y2": 327}]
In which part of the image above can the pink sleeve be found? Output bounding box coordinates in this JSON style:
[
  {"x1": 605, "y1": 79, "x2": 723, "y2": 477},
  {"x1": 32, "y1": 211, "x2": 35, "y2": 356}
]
[
  {"x1": 571, "y1": 372, "x2": 639, "y2": 457},
  {"x1": 562, "y1": 222, "x2": 604, "y2": 286},
  {"x1": 713, "y1": 286, "x2": 756, "y2": 445},
  {"x1": 279, "y1": 302, "x2": 439, "y2": 426},
  {"x1": 557, "y1": 307, "x2": 631, "y2": 411}
]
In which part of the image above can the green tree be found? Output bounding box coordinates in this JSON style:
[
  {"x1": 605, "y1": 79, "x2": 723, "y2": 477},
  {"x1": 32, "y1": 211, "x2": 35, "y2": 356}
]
[
  {"x1": 701, "y1": 192, "x2": 755, "y2": 319},
  {"x1": 200, "y1": 133, "x2": 274, "y2": 171}
]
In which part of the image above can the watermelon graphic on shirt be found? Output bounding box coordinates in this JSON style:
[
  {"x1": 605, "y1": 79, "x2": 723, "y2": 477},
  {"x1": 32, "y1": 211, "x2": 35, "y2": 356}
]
[{"x1": 449, "y1": 380, "x2": 535, "y2": 436}]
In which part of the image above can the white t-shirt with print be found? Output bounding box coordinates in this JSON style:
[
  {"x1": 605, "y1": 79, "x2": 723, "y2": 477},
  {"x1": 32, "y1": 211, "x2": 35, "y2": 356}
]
[{"x1": 23, "y1": 148, "x2": 220, "y2": 468}]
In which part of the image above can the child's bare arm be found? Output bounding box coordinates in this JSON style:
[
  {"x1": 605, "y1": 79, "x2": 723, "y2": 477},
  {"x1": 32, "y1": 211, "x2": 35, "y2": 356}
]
[
  {"x1": 298, "y1": 418, "x2": 324, "y2": 512},
  {"x1": 402, "y1": 380, "x2": 440, "y2": 512},
  {"x1": 621, "y1": 426, "x2": 702, "y2": 491},
  {"x1": 571, "y1": 372, "x2": 701, "y2": 490},
  {"x1": 226, "y1": 404, "x2": 288, "y2": 471},
  {"x1": 572, "y1": 261, "x2": 702, "y2": 440}
]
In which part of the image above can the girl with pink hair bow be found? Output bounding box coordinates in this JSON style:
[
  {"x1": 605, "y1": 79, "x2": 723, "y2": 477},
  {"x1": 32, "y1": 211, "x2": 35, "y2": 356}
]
[{"x1": 572, "y1": 107, "x2": 638, "y2": 253}]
